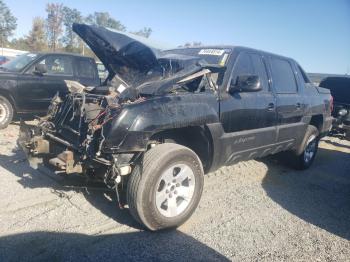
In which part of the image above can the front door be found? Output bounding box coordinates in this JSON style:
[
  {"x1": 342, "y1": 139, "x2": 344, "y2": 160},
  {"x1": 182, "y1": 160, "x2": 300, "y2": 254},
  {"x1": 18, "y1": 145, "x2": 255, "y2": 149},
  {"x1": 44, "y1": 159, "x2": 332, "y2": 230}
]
[
  {"x1": 17, "y1": 55, "x2": 74, "y2": 113},
  {"x1": 219, "y1": 52, "x2": 277, "y2": 164}
]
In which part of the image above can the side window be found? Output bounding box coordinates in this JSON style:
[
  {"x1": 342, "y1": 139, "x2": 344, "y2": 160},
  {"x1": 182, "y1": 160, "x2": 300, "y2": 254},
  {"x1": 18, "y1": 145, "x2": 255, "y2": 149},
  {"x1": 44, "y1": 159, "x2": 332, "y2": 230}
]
[
  {"x1": 250, "y1": 54, "x2": 269, "y2": 91},
  {"x1": 231, "y1": 52, "x2": 270, "y2": 91},
  {"x1": 270, "y1": 57, "x2": 297, "y2": 93},
  {"x1": 230, "y1": 52, "x2": 255, "y2": 84},
  {"x1": 37, "y1": 55, "x2": 73, "y2": 76},
  {"x1": 76, "y1": 58, "x2": 96, "y2": 79},
  {"x1": 296, "y1": 64, "x2": 310, "y2": 84}
]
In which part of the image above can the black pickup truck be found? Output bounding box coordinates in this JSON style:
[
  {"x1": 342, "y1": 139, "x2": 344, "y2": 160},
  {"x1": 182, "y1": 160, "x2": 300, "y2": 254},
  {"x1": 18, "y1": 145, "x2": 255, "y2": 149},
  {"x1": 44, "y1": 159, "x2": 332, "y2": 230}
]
[
  {"x1": 0, "y1": 52, "x2": 99, "y2": 129},
  {"x1": 19, "y1": 24, "x2": 333, "y2": 231}
]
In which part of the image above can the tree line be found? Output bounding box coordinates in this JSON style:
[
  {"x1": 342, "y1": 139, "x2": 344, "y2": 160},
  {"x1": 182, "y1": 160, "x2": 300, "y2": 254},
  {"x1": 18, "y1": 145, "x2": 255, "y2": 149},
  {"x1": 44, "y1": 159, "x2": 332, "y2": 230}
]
[{"x1": 0, "y1": 1, "x2": 153, "y2": 55}]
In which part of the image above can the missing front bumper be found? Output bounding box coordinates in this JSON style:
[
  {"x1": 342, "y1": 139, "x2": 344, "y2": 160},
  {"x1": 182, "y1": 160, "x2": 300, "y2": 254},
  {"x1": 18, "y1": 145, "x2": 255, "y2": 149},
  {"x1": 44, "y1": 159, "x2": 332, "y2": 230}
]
[
  {"x1": 18, "y1": 121, "x2": 82, "y2": 173},
  {"x1": 18, "y1": 121, "x2": 46, "y2": 169}
]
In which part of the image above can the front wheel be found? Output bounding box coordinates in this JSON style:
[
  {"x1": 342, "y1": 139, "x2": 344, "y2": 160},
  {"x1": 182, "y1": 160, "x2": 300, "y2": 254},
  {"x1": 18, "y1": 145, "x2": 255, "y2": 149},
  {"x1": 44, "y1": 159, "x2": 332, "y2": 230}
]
[{"x1": 127, "y1": 143, "x2": 204, "y2": 231}]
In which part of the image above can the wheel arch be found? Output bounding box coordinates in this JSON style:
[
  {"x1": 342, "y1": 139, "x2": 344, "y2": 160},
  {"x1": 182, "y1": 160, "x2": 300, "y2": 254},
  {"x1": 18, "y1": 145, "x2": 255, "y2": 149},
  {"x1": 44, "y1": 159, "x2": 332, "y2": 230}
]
[
  {"x1": 309, "y1": 114, "x2": 323, "y2": 133},
  {"x1": 150, "y1": 125, "x2": 214, "y2": 173}
]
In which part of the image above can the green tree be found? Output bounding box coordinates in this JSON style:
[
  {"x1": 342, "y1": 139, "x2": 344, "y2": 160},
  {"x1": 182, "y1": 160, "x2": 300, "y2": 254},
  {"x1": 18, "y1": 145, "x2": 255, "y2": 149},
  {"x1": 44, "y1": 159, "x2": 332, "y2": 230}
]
[
  {"x1": 0, "y1": 0, "x2": 17, "y2": 48},
  {"x1": 9, "y1": 37, "x2": 29, "y2": 50},
  {"x1": 26, "y1": 17, "x2": 47, "y2": 51},
  {"x1": 85, "y1": 12, "x2": 126, "y2": 31},
  {"x1": 46, "y1": 3, "x2": 64, "y2": 51},
  {"x1": 131, "y1": 27, "x2": 152, "y2": 38},
  {"x1": 62, "y1": 6, "x2": 83, "y2": 52}
]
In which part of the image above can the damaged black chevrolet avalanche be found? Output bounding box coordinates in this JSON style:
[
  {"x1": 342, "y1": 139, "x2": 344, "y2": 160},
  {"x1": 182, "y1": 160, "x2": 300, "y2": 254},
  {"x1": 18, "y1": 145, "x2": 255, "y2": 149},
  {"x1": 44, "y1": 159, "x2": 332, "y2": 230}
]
[{"x1": 19, "y1": 24, "x2": 333, "y2": 231}]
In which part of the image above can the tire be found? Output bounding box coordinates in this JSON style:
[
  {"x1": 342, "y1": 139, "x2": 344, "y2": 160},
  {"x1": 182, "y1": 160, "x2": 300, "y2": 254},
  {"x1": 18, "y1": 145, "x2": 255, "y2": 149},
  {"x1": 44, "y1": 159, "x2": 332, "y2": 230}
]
[
  {"x1": 0, "y1": 95, "x2": 13, "y2": 129},
  {"x1": 127, "y1": 143, "x2": 204, "y2": 231},
  {"x1": 291, "y1": 125, "x2": 319, "y2": 170}
]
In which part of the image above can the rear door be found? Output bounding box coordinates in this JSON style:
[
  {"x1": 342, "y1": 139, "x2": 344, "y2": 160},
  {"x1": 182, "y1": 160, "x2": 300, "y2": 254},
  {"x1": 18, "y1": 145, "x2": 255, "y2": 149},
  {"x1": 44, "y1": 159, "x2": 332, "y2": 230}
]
[
  {"x1": 268, "y1": 56, "x2": 306, "y2": 144},
  {"x1": 17, "y1": 54, "x2": 74, "y2": 112}
]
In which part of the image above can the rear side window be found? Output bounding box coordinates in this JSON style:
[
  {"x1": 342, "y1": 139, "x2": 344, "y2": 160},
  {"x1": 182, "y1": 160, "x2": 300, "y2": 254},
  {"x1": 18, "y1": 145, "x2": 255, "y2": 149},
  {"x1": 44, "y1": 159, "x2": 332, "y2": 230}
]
[
  {"x1": 76, "y1": 58, "x2": 96, "y2": 79},
  {"x1": 270, "y1": 57, "x2": 297, "y2": 93}
]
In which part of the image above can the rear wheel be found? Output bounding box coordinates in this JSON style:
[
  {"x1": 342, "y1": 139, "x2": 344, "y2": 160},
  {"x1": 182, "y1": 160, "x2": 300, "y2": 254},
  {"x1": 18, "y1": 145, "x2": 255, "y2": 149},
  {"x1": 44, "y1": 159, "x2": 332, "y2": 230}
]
[
  {"x1": 127, "y1": 143, "x2": 204, "y2": 231},
  {"x1": 0, "y1": 95, "x2": 13, "y2": 129},
  {"x1": 291, "y1": 125, "x2": 319, "y2": 170}
]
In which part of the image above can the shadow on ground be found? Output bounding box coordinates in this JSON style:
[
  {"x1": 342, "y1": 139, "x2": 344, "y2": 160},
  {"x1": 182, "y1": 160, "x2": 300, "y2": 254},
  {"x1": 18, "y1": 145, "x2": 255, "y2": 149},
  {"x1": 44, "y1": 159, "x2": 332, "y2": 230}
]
[
  {"x1": 262, "y1": 147, "x2": 350, "y2": 240},
  {"x1": 0, "y1": 147, "x2": 140, "y2": 229},
  {"x1": 0, "y1": 147, "x2": 229, "y2": 261},
  {"x1": 0, "y1": 231, "x2": 229, "y2": 261},
  {"x1": 322, "y1": 137, "x2": 350, "y2": 150}
]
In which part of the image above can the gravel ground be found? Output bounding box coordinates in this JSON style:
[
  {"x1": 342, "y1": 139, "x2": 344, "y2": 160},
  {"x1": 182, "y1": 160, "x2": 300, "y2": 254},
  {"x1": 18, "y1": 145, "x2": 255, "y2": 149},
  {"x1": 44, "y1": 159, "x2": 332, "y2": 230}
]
[{"x1": 0, "y1": 122, "x2": 349, "y2": 261}]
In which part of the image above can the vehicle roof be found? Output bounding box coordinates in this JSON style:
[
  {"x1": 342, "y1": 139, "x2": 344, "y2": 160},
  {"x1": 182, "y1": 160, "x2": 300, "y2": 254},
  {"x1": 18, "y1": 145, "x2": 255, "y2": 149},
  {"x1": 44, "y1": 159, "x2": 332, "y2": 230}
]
[{"x1": 166, "y1": 45, "x2": 297, "y2": 62}]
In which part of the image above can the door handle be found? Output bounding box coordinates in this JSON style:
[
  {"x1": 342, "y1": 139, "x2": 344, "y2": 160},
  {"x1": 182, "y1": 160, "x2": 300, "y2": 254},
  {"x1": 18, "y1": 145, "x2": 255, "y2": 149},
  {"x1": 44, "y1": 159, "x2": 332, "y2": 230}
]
[
  {"x1": 296, "y1": 102, "x2": 302, "y2": 109},
  {"x1": 267, "y1": 103, "x2": 275, "y2": 111}
]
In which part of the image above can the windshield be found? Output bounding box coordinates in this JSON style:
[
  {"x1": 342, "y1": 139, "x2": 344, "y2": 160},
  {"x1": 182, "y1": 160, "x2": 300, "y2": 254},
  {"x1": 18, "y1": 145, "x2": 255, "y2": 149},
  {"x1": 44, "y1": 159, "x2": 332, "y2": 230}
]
[
  {"x1": 163, "y1": 47, "x2": 232, "y2": 66},
  {"x1": 0, "y1": 53, "x2": 38, "y2": 72},
  {"x1": 161, "y1": 48, "x2": 231, "y2": 87}
]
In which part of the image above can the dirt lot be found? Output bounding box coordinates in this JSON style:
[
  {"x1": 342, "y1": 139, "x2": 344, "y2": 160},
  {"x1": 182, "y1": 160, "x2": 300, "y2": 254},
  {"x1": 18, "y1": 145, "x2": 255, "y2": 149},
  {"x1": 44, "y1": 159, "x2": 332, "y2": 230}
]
[{"x1": 0, "y1": 122, "x2": 349, "y2": 261}]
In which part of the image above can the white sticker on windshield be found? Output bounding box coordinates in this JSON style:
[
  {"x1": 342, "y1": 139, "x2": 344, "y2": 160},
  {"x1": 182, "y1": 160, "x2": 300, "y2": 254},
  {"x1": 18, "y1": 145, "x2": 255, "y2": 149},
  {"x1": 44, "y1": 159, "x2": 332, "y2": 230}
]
[
  {"x1": 219, "y1": 53, "x2": 228, "y2": 66},
  {"x1": 117, "y1": 84, "x2": 126, "y2": 93},
  {"x1": 27, "y1": 53, "x2": 37, "y2": 58},
  {"x1": 198, "y1": 49, "x2": 225, "y2": 56}
]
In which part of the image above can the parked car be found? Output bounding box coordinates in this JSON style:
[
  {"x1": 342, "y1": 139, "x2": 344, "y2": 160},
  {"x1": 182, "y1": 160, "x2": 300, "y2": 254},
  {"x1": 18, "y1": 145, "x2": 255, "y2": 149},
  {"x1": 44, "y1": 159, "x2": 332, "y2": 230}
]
[
  {"x1": 19, "y1": 23, "x2": 333, "y2": 231},
  {"x1": 319, "y1": 76, "x2": 350, "y2": 139},
  {"x1": 0, "y1": 55, "x2": 10, "y2": 65},
  {"x1": 0, "y1": 52, "x2": 99, "y2": 129}
]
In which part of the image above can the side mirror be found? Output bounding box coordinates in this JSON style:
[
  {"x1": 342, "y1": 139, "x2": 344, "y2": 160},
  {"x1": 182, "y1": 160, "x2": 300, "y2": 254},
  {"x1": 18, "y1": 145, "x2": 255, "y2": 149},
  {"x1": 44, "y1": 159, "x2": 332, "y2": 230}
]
[
  {"x1": 33, "y1": 64, "x2": 47, "y2": 76},
  {"x1": 228, "y1": 75, "x2": 262, "y2": 93}
]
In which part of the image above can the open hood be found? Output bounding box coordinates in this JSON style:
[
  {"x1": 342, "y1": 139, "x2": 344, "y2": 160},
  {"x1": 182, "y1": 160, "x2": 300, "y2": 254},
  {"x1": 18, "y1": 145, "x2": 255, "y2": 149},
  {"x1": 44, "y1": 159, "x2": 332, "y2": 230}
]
[{"x1": 73, "y1": 23, "x2": 160, "y2": 82}]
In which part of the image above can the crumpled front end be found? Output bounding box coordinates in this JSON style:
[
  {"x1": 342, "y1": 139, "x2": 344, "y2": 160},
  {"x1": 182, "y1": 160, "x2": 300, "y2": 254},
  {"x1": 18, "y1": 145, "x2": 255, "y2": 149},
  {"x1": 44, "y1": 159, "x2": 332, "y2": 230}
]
[
  {"x1": 18, "y1": 60, "x2": 219, "y2": 178},
  {"x1": 18, "y1": 23, "x2": 228, "y2": 209},
  {"x1": 20, "y1": 87, "x2": 125, "y2": 161}
]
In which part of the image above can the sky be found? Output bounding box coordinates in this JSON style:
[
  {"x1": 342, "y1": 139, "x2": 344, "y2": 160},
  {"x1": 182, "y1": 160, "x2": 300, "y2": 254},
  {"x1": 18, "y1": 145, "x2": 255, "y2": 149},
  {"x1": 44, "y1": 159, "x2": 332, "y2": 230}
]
[{"x1": 4, "y1": 0, "x2": 350, "y2": 74}]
